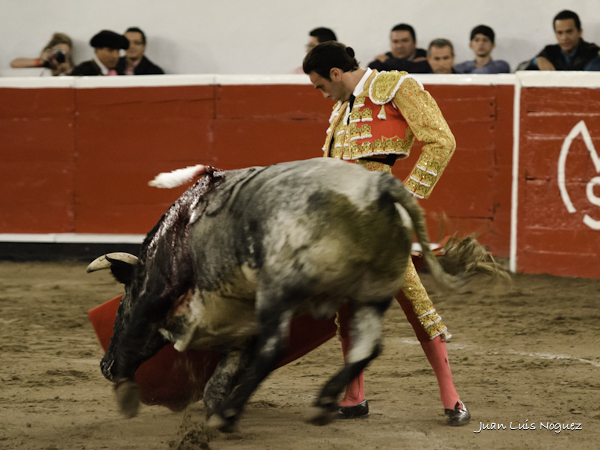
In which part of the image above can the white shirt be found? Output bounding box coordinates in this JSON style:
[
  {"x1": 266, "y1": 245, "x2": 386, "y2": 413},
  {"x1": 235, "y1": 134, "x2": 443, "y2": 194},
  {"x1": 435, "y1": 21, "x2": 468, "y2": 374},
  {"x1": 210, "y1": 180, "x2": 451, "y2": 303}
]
[{"x1": 93, "y1": 55, "x2": 110, "y2": 75}]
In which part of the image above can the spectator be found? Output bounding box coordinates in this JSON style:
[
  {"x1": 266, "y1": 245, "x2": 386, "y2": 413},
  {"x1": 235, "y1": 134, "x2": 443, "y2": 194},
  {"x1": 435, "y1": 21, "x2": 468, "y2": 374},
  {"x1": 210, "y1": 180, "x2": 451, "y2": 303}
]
[
  {"x1": 71, "y1": 30, "x2": 129, "y2": 76},
  {"x1": 294, "y1": 27, "x2": 337, "y2": 73},
  {"x1": 527, "y1": 10, "x2": 600, "y2": 71},
  {"x1": 10, "y1": 33, "x2": 74, "y2": 76},
  {"x1": 368, "y1": 23, "x2": 427, "y2": 71},
  {"x1": 427, "y1": 39, "x2": 456, "y2": 74},
  {"x1": 307, "y1": 27, "x2": 337, "y2": 52},
  {"x1": 454, "y1": 25, "x2": 510, "y2": 74},
  {"x1": 115, "y1": 27, "x2": 164, "y2": 75}
]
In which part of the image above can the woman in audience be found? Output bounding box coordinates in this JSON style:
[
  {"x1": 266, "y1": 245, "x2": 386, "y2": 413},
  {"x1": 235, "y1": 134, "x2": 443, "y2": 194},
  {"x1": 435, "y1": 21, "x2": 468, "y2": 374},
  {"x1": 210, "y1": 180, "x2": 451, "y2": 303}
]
[{"x1": 10, "y1": 33, "x2": 74, "y2": 76}]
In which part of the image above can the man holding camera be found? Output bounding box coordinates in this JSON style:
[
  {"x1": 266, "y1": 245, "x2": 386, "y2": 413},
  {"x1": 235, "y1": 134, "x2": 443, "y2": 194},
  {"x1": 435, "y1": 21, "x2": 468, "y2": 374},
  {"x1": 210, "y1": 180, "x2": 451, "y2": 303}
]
[{"x1": 71, "y1": 30, "x2": 129, "y2": 76}]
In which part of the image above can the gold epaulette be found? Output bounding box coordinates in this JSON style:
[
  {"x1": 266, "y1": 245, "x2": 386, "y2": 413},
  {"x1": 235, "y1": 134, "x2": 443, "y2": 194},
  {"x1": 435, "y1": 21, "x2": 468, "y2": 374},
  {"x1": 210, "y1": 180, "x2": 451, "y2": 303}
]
[{"x1": 368, "y1": 70, "x2": 423, "y2": 105}]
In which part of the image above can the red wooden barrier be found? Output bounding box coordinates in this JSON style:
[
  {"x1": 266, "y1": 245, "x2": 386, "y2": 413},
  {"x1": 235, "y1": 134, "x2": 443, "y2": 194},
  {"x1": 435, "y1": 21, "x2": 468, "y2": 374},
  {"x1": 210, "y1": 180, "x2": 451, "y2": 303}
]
[
  {"x1": 517, "y1": 85, "x2": 600, "y2": 277},
  {"x1": 5, "y1": 74, "x2": 599, "y2": 277},
  {"x1": 0, "y1": 88, "x2": 76, "y2": 232},
  {"x1": 0, "y1": 79, "x2": 514, "y2": 258}
]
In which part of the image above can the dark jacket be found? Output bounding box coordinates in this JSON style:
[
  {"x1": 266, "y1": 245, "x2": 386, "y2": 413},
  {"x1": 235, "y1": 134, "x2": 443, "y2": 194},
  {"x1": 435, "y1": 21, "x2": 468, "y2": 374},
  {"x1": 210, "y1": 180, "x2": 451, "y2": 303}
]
[
  {"x1": 115, "y1": 55, "x2": 164, "y2": 75},
  {"x1": 531, "y1": 39, "x2": 600, "y2": 71},
  {"x1": 70, "y1": 60, "x2": 103, "y2": 76},
  {"x1": 368, "y1": 48, "x2": 430, "y2": 73},
  {"x1": 369, "y1": 58, "x2": 432, "y2": 73},
  {"x1": 382, "y1": 49, "x2": 427, "y2": 60}
]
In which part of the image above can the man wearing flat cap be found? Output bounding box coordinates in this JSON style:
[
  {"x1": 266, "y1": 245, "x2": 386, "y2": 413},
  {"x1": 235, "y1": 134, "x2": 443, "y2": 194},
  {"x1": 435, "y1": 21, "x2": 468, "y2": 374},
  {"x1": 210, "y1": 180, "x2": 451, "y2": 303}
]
[{"x1": 71, "y1": 30, "x2": 129, "y2": 76}]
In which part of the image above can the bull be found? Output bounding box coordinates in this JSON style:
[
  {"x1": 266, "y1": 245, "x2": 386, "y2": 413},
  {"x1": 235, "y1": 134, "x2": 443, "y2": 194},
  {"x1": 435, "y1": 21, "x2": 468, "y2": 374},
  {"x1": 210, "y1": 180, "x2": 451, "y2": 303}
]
[{"x1": 87, "y1": 157, "x2": 462, "y2": 431}]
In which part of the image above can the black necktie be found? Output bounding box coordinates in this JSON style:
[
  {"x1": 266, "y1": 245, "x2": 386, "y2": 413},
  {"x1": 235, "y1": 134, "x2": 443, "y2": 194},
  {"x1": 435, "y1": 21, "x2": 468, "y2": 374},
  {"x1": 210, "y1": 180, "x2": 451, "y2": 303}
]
[
  {"x1": 348, "y1": 94, "x2": 356, "y2": 110},
  {"x1": 346, "y1": 94, "x2": 356, "y2": 125}
]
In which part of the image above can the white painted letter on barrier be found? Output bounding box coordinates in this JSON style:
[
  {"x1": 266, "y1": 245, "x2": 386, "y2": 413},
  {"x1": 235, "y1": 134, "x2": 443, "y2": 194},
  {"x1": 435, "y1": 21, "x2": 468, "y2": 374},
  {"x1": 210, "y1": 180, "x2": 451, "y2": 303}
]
[{"x1": 558, "y1": 121, "x2": 600, "y2": 230}]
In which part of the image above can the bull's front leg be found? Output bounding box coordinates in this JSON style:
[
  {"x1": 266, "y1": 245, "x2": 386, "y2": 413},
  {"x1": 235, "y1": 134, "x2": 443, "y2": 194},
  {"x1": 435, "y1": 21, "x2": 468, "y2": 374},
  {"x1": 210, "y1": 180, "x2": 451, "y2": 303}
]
[
  {"x1": 203, "y1": 348, "x2": 252, "y2": 418},
  {"x1": 306, "y1": 298, "x2": 393, "y2": 426},
  {"x1": 206, "y1": 299, "x2": 295, "y2": 432},
  {"x1": 113, "y1": 298, "x2": 170, "y2": 418}
]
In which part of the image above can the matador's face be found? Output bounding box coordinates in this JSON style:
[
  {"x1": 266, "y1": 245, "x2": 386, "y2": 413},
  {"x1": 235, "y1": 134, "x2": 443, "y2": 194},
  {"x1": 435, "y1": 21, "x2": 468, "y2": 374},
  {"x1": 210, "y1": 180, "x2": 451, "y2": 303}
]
[{"x1": 308, "y1": 70, "x2": 350, "y2": 103}]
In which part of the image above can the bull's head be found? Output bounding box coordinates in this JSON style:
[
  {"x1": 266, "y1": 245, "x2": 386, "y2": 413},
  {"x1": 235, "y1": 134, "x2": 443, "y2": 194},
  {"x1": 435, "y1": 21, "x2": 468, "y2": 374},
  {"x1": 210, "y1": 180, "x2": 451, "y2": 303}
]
[{"x1": 87, "y1": 253, "x2": 139, "y2": 381}]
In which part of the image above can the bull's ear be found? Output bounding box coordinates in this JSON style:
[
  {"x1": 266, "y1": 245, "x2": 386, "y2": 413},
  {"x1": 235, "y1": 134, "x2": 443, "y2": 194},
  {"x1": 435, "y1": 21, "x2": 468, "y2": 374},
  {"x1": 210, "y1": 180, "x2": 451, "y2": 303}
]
[{"x1": 105, "y1": 256, "x2": 135, "y2": 285}]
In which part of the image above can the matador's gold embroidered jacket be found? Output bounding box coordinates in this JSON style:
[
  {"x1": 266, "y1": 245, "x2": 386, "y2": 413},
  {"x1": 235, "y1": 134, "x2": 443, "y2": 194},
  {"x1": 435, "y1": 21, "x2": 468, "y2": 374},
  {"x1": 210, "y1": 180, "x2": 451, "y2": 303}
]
[{"x1": 322, "y1": 69, "x2": 456, "y2": 199}]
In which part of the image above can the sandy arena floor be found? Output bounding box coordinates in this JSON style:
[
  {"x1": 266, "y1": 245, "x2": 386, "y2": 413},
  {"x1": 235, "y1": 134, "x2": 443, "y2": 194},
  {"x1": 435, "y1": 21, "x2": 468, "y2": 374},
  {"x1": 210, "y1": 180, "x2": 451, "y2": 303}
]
[{"x1": 1, "y1": 261, "x2": 599, "y2": 449}]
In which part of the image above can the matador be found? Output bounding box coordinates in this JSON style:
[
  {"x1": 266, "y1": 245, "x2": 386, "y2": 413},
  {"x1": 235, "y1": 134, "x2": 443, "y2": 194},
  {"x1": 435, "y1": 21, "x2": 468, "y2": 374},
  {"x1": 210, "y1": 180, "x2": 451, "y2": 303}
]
[{"x1": 303, "y1": 41, "x2": 470, "y2": 426}]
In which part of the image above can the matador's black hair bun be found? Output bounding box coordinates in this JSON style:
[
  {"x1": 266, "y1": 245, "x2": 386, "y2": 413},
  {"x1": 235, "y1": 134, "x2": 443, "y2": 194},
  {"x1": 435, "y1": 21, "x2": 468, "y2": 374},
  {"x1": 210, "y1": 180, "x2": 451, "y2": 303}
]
[{"x1": 346, "y1": 47, "x2": 355, "y2": 58}]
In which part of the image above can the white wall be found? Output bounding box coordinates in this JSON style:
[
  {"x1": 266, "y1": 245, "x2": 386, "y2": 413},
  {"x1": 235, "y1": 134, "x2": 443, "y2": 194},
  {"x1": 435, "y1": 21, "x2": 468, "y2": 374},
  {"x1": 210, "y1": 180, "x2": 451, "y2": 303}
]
[{"x1": 1, "y1": 0, "x2": 599, "y2": 76}]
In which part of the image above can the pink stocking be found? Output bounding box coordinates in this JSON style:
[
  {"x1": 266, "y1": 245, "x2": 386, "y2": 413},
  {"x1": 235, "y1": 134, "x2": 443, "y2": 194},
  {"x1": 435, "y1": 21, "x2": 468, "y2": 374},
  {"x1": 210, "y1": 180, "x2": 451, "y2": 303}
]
[
  {"x1": 397, "y1": 292, "x2": 461, "y2": 410},
  {"x1": 338, "y1": 306, "x2": 365, "y2": 407}
]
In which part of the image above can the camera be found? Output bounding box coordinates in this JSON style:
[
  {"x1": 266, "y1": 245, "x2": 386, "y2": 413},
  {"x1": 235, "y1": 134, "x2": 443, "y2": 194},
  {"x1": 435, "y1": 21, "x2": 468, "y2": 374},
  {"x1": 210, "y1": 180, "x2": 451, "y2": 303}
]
[
  {"x1": 53, "y1": 49, "x2": 67, "y2": 64},
  {"x1": 43, "y1": 49, "x2": 67, "y2": 67}
]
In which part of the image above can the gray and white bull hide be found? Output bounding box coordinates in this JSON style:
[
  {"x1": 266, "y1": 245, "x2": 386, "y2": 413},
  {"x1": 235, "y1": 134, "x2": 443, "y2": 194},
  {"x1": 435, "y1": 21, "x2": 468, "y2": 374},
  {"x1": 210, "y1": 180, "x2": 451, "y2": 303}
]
[{"x1": 87, "y1": 157, "x2": 457, "y2": 431}]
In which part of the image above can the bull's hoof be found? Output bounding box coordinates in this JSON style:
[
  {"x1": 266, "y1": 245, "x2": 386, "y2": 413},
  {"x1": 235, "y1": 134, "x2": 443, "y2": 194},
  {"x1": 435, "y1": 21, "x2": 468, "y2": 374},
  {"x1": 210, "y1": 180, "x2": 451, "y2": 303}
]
[
  {"x1": 206, "y1": 412, "x2": 238, "y2": 433},
  {"x1": 115, "y1": 378, "x2": 140, "y2": 418},
  {"x1": 305, "y1": 406, "x2": 337, "y2": 426},
  {"x1": 100, "y1": 361, "x2": 115, "y2": 382}
]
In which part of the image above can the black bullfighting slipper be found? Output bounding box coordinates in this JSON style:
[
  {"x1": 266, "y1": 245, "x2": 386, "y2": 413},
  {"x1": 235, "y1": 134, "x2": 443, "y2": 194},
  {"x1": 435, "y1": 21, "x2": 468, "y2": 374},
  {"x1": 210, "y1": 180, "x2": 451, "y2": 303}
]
[
  {"x1": 338, "y1": 399, "x2": 369, "y2": 419},
  {"x1": 445, "y1": 401, "x2": 471, "y2": 426}
]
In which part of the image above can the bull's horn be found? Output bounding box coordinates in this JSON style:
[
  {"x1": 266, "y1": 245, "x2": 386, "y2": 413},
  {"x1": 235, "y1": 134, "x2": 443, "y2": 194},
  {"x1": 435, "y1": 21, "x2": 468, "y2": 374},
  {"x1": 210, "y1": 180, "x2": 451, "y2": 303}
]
[{"x1": 86, "y1": 253, "x2": 139, "y2": 273}]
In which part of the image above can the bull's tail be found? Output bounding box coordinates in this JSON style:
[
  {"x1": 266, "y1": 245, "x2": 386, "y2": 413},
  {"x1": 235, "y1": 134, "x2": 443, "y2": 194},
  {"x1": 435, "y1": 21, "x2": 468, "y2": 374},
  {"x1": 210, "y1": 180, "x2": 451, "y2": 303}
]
[
  {"x1": 148, "y1": 164, "x2": 211, "y2": 188},
  {"x1": 440, "y1": 234, "x2": 512, "y2": 287},
  {"x1": 380, "y1": 174, "x2": 459, "y2": 290}
]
